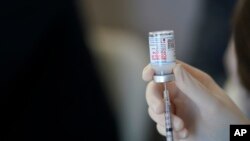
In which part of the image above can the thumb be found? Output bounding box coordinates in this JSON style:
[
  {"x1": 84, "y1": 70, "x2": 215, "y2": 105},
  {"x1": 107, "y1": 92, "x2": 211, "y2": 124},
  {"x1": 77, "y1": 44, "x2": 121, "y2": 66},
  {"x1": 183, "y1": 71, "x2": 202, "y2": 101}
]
[{"x1": 174, "y1": 64, "x2": 214, "y2": 107}]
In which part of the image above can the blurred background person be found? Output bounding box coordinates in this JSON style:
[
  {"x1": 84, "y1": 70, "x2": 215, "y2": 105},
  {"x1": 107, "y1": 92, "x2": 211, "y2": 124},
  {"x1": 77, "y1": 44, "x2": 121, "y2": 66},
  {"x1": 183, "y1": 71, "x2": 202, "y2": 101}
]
[
  {"x1": 191, "y1": 0, "x2": 236, "y2": 86},
  {"x1": 224, "y1": 0, "x2": 250, "y2": 119},
  {"x1": 0, "y1": 0, "x2": 118, "y2": 140}
]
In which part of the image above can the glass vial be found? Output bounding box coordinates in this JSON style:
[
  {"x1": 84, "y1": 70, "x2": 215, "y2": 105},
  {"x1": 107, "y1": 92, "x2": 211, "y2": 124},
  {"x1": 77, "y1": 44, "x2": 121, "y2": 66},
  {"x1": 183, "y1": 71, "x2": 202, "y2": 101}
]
[{"x1": 149, "y1": 30, "x2": 176, "y2": 83}]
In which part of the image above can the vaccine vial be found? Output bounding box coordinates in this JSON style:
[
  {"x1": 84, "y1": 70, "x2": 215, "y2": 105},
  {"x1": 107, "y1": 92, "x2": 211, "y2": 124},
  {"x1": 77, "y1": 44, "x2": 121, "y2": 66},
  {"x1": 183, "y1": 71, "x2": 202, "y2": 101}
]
[{"x1": 149, "y1": 30, "x2": 176, "y2": 83}]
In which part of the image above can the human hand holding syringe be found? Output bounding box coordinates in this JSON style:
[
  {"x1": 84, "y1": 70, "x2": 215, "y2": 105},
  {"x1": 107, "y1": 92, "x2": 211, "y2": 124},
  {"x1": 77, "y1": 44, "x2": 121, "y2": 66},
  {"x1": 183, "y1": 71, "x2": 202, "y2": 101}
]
[
  {"x1": 143, "y1": 61, "x2": 249, "y2": 141},
  {"x1": 145, "y1": 30, "x2": 249, "y2": 141}
]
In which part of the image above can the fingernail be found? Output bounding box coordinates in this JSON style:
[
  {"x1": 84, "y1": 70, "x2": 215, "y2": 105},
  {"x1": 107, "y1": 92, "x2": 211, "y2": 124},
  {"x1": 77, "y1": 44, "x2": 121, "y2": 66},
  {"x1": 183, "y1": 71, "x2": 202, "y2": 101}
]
[
  {"x1": 173, "y1": 64, "x2": 181, "y2": 77},
  {"x1": 174, "y1": 64, "x2": 183, "y2": 81},
  {"x1": 143, "y1": 65, "x2": 154, "y2": 81},
  {"x1": 143, "y1": 64, "x2": 151, "y2": 72},
  {"x1": 179, "y1": 129, "x2": 188, "y2": 139},
  {"x1": 174, "y1": 64, "x2": 187, "y2": 83}
]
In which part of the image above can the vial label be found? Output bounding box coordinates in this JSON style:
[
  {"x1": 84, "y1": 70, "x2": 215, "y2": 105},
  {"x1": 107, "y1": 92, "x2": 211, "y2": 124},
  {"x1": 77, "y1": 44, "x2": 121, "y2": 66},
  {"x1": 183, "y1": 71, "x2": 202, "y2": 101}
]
[{"x1": 149, "y1": 31, "x2": 176, "y2": 64}]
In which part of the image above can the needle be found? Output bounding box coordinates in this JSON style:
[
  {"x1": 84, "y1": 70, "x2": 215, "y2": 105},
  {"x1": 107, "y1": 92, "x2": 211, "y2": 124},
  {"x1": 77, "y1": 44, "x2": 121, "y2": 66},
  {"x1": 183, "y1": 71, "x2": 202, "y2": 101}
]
[{"x1": 164, "y1": 83, "x2": 174, "y2": 141}]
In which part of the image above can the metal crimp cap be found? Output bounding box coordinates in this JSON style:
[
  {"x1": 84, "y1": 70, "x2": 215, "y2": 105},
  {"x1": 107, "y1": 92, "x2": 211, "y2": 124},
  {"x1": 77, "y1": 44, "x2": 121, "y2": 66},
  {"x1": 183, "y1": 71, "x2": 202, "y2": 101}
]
[{"x1": 153, "y1": 74, "x2": 175, "y2": 83}]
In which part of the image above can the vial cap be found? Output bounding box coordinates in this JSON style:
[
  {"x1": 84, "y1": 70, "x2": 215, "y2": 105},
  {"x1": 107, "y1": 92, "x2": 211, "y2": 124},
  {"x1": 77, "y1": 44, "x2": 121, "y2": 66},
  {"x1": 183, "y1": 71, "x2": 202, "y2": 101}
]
[{"x1": 153, "y1": 74, "x2": 175, "y2": 83}]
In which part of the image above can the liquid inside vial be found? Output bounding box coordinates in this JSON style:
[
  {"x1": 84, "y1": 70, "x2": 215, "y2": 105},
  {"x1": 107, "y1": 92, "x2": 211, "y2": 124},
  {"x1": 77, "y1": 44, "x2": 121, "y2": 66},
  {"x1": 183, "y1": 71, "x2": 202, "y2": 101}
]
[{"x1": 149, "y1": 30, "x2": 176, "y2": 76}]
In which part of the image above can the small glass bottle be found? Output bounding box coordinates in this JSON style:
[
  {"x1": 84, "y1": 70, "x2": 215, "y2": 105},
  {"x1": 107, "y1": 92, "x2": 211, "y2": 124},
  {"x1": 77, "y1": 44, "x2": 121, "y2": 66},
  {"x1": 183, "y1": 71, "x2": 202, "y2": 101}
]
[{"x1": 148, "y1": 30, "x2": 176, "y2": 83}]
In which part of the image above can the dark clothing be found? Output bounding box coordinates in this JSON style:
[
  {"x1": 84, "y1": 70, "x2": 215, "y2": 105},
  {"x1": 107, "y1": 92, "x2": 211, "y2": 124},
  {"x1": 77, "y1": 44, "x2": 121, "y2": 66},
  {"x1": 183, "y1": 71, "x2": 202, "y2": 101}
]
[
  {"x1": 191, "y1": 0, "x2": 236, "y2": 86},
  {"x1": 0, "y1": 0, "x2": 117, "y2": 140}
]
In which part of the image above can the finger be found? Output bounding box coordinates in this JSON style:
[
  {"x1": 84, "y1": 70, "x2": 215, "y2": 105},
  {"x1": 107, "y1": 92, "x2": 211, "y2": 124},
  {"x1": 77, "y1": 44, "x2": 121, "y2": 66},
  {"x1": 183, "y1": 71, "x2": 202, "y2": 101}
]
[
  {"x1": 174, "y1": 64, "x2": 213, "y2": 107},
  {"x1": 172, "y1": 114, "x2": 185, "y2": 131},
  {"x1": 180, "y1": 61, "x2": 227, "y2": 99},
  {"x1": 176, "y1": 60, "x2": 215, "y2": 89},
  {"x1": 146, "y1": 81, "x2": 178, "y2": 114},
  {"x1": 177, "y1": 61, "x2": 226, "y2": 99},
  {"x1": 144, "y1": 61, "x2": 215, "y2": 89},
  {"x1": 148, "y1": 108, "x2": 185, "y2": 131},
  {"x1": 142, "y1": 64, "x2": 154, "y2": 81},
  {"x1": 143, "y1": 61, "x2": 215, "y2": 87},
  {"x1": 175, "y1": 128, "x2": 189, "y2": 139},
  {"x1": 143, "y1": 61, "x2": 212, "y2": 83},
  {"x1": 146, "y1": 81, "x2": 164, "y2": 114},
  {"x1": 156, "y1": 124, "x2": 187, "y2": 141},
  {"x1": 148, "y1": 107, "x2": 165, "y2": 125},
  {"x1": 156, "y1": 124, "x2": 180, "y2": 140},
  {"x1": 156, "y1": 124, "x2": 166, "y2": 136}
]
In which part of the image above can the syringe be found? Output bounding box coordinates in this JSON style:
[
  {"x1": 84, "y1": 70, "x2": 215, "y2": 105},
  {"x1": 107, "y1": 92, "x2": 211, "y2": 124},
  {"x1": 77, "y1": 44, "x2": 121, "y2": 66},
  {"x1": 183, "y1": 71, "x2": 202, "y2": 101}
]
[
  {"x1": 164, "y1": 83, "x2": 174, "y2": 141},
  {"x1": 148, "y1": 30, "x2": 176, "y2": 141}
]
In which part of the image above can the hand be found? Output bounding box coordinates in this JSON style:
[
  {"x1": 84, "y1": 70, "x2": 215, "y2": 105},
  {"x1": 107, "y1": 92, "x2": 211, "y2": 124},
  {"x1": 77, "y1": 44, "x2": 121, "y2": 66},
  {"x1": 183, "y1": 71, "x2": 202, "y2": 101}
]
[{"x1": 142, "y1": 61, "x2": 249, "y2": 141}]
